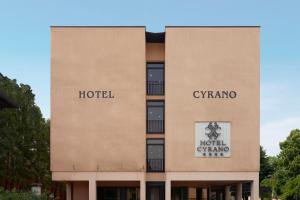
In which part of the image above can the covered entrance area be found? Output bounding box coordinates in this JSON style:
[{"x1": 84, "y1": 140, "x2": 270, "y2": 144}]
[
  {"x1": 146, "y1": 182, "x2": 165, "y2": 200},
  {"x1": 54, "y1": 172, "x2": 146, "y2": 200},
  {"x1": 171, "y1": 181, "x2": 251, "y2": 200},
  {"x1": 165, "y1": 172, "x2": 259, "y2": 200},
  {"x1": 97, "y1": 181, "x2": 140, "y2": 200}
]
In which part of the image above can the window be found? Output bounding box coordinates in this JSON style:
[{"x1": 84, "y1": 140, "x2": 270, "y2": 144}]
[
  {"x1": 147, "y1": 63, "x2": 164, "y2": 95},
  {"x1": 147, "y1": 101, "x2": 164, "y2": 133},
  {"x1": 147, "y1": 139, "x2": 164, "y2": 172}
]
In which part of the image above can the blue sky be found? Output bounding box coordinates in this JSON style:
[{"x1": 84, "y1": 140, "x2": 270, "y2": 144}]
[{"x1": 0, "y1": 0, "x2": 299, "y2": 156}]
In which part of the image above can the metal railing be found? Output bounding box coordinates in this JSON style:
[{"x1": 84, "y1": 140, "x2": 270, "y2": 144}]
[
  {"x1": 147, "y1": 159, "x2": 164, "y2": 172},
  {"x1": 147, "y1": 81, "x2": 164, "y2": 95},
  {"x1": 147, "y1": 120, "x2": 164, "y2": 133}
]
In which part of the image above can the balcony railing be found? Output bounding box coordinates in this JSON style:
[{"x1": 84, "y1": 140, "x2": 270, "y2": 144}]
[
  {"x1": 147, "y1": 81, "x2": 164, "y2": 95},
  {"x1": 147, "y1": 120, "x2": 164, "y2": 133},
  {"x1": 147, "y1": 159, "x2": 164, "y2": 172}
]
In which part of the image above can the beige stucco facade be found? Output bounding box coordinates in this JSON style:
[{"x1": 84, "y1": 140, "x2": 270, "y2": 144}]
[
  {"x1": 51, "y1": 26, "x2": 260, "y2": 200},
  {"x1": 165, "y1": 27, "x2": 260, "y2": 172},
  {"x1": 51, "y1": 27, "x2": 146, "y2": 172}
]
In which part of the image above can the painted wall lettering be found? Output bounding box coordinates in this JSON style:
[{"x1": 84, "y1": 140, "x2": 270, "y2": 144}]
[
  {"x1": 193, "y1": 90, "x2": 237, "y2": 99},
  {"x1": 79, "y1": 90, "x2": 115, "y2": 99}
]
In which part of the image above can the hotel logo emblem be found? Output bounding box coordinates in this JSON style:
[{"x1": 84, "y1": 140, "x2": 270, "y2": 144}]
[
  {"x1": 195, "y1": 121, "x2": 231, "y2": 158},
  {"x1": 205, "y1": 122, "x2": 221, "y2": 140}
]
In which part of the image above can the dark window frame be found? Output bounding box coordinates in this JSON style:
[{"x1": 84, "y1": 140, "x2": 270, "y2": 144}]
[
  {"x1": 146, "y1": 62, "x2": 165, "y2": 96},
  {"x1": 146, "y1": 139, "x2": 165, "y2": 172},
  {"x1": 146, "y1": 100, "x2": 165, "y2": 134}
]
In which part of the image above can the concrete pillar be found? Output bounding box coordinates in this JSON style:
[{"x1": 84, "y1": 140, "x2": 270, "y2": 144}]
[
  {"x1": 89, "y1": 179, "x2": 96, "y2": 200},
  {"x1": 250, "y1": 179, "x2": 259, "y2": 200},
  {"x1": 236, "y1": 183, "x2": 243, "y2": 200},
  {"x1": 165, "y1": 179, "x2": 171, "y2": 200},
  {"x1": 140, "y1": 180, "x2": 146, "y2": 200},
  {"x1": 66, "y1": 182, "x2": 72, "y2": 200},
  {"x1": 225, "y1": 186, "x2": 231, "y2": 200},
  {"x1": 202, "y1": 188, "x2": 207, "y2": 200}
]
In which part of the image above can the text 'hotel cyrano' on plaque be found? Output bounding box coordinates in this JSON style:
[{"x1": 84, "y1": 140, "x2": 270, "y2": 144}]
[{"x1": 195, "y1": 122, "x2": 231, "y2": 157}]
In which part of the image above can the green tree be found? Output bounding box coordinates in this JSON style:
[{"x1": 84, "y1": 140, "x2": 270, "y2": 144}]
[
  {"x1": 260, "y1": 146, "x2": 274, "y2": 182},
  {"x1": 0, "y1": 73, "x2": 50, "y2": 191},
  {"x1": 0, "y1": 187, "x2": 48, "y2": 200},
  {"x1": 281, "y1": 174, "x2": 300, "y2": 200},
  {"x1": 278, "y1": 129, "x2": 300, "y2": 199},
  {"x1": 260, "y1": 130, "x2": 300, "y2": 199},
  {"x1": 260, "y1": 146, "x2": 275, "y2": 199},
  {"x1": 262, "y1": 129, "x2": 300, "y2": 199},
  {"x1": 279, "y1": 129, "x2": 300, "y2": 177},
  {"x1": 260, "y1": 178, "x2": 272, "y2": 200}
]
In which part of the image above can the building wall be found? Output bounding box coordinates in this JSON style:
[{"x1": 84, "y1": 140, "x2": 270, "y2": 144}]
[
  {"x1": 51, "y1": 27, "x2": 146, "y2": 172},
  {"x1": 146, "y1": 43, "x2": 165, "y2": 62},
  {"x1": 51, "y1": 27, "x2": 260, "y2": 176},
  {"x1": 165, "y1": 27, "x2": 260, "y2": 172}
]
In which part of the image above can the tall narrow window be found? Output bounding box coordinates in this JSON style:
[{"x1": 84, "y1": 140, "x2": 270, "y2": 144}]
[
  {"x1": 147, "y1": 63, "x2": 164, "y2": 95},
  {"x1": 147, "y1": 139, "x2": 164, "y2": 172},
  {"x1": 147, "y1": 101, "x2": 164, "y2": 133}
]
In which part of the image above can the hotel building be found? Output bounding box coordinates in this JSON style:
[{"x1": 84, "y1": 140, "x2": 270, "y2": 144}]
[{"x1": 51, "y1": 26, "x2": 260, "y2": 200}]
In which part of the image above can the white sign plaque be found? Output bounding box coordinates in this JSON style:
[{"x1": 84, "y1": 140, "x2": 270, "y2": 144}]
[{"x1": 195, "y1": 122, "x2": 231, "y2": 157}]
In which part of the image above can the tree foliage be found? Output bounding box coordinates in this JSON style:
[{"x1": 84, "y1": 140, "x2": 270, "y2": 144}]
[
  {"x1": 260, "y1": 146, "x2": 274, "y2": 199},
  {"x1": 0, "y1": 73, "x2": 50, "y2": 191},
  {"x1": 277, "y1": 129, "x2": 300, "y2": 199},
  {"x1": 279, "y1": 129, "x2": 300, "y2": 178},
  {"x1": 260, "y1": 129, "x2": 300, "y2": 199},
  {"x1": 0, "y1": 187, "x2": 48, "y2": 200},
  {"x1": 281, "y1": 174, "x2": 300, "y2": 200},
  {"x1": 260, "y1": 146, "x2": 274, "y2": 182}
]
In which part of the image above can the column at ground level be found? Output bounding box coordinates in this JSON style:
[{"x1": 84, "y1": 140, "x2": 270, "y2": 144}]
[
  {"x1": 66, "y1": 183, "x2": 72, "y2": 200},
  {"x1": 89, "y1": 178, "x2": 96, "y2": 200},
  {"x1": 236, "y1": 183, "x2": 243, "y2": 200},
  {"x1": 250, "y1": 178, "x2": 259, "y2": 200},
  {"x1": 140, "y1": 179, "x2": 146, "y2": 200},
  {"x1": 165, "y1": 179, "x2": 171, "y2": 200},
  {"x1": 225, "y1": 186, "x2": 231, "y2": 200}
]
